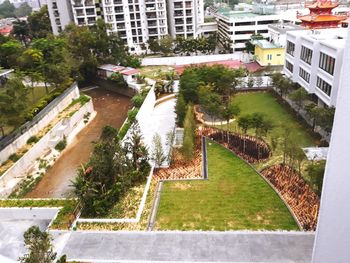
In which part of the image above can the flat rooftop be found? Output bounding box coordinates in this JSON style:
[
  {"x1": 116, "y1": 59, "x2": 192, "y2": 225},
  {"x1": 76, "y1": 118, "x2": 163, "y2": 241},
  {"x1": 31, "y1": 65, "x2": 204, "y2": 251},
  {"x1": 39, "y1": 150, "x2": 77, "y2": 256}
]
[
  {"x1": 288, "y1": 28, "x2": 347, "y2": 49},
  {"x1": 219, "y1": 11, "x2": 261, "y2": 19},
  {"x1": 269, "y1": 23, "x2": 303, "y2": 33},
  {"x1": 253, "y1": 39, "x2": 283, "y2": 49}
]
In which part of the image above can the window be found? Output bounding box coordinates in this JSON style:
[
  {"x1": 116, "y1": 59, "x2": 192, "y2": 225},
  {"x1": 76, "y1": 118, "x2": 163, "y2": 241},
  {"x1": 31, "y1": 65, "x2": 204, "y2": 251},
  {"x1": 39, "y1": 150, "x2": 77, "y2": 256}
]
[
  {"x1": 300, "y1": 46, "x2": 313, "y2": 65},
  {"x1": 299, "y1": 67, "x2": 310, "y2": 83},
  {"x1": 316, "y1": 76, "x2": 332, "y2": 96},
  {"x1": 286, "y1": 41, "x2": 295, "y2": 56},
  {"x1": 286, "y1": 60, "x2": 293, "y2": 73},
  {"x1": 267, "y1": 54, "x2": 272, "y2": 60},
  {"x1": 319, "y1": 52, "x2": 335, "y2": 75}
]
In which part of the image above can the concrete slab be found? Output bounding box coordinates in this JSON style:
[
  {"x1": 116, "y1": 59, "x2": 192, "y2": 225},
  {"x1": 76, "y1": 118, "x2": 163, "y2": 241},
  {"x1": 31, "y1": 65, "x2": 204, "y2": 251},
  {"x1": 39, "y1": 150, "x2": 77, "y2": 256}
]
[
  {"x1": 61, "y1": 231, "x2": 315, "y2": 263},
  {"x1": 0, "y1": 219, "x2": 51, "y2": 261}
]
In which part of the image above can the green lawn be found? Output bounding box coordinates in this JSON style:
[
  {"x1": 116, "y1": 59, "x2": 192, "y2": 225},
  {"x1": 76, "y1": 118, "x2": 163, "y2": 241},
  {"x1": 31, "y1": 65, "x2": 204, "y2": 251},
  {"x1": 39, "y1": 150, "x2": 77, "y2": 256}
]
[
  {"x1": 155, "y1": 141, "x2": 298, "y2": 231},
  {"x1": 221, "y1": 91, "x2": 318, "y2": 170}
]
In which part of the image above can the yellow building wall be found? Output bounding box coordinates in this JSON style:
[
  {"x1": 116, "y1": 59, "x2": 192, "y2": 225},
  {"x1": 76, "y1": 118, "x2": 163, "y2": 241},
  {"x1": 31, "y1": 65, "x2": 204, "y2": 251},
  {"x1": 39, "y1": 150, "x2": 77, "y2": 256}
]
[{"x1": 254, "y1": 45, "x2": 285, "y2": 66}]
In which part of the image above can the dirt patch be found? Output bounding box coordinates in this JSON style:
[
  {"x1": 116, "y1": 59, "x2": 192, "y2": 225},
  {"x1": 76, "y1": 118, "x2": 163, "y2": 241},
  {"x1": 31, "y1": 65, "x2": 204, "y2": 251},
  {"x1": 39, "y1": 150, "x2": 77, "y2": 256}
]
[{"x1": 26, "y1": 88, "x2": 132, "y2": 198}]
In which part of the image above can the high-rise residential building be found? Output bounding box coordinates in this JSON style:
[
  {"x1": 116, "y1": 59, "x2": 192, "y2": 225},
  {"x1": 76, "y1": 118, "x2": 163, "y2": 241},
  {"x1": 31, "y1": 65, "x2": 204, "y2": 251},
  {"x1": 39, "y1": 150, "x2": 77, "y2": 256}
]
[
  {"x1": 70, "y1": 0, "x2": 102, "y2": 27},
  {"x1": 167, "y1": 0, "x2": 204, "y2": 38},
  {"x1": 47, "y1": 0, "x2": 204, "y2": 53},
  {"x1": 283, "y1": 28, "x2": 347, "y2": 107},
  {"x1": 47, "y1": 0, "x2": 73, "y2": 35}
]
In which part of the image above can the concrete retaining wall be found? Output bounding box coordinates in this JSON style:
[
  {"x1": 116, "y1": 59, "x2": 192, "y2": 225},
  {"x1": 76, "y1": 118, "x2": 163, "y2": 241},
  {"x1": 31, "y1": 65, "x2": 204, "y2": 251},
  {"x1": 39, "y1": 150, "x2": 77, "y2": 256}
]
[
  {"x1": 92, "y1": 78, "x2": 137, "y2": 98},
  {"x1": 0, "y1": 84, "x2": 80, "y2": 163},
  {"x1": 0, "y1": 207, "x2": 59, "y2": 220},
  {"x1": 142, "y1": 53, "x2": 249, "y2": 66},
  {"x1": 0, "y1": 100, "x2": 95, "y2": 197}
]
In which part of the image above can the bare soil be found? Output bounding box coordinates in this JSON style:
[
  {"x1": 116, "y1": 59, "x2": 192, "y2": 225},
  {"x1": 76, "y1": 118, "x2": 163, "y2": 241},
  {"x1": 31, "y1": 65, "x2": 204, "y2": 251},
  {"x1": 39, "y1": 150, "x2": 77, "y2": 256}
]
[{"x1": 26, "y1": 88, "x2": 131, "y2": 198}]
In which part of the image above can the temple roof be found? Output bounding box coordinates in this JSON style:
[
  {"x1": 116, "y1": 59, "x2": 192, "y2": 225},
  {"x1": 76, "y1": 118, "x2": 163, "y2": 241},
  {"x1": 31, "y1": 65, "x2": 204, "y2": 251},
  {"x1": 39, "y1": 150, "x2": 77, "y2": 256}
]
[
  {"x1": 305, "y1": 0, "x2": 340, "y2": 9},
  {"x1": 298, "y1": 14, "x2": 347, "y2": 22}
]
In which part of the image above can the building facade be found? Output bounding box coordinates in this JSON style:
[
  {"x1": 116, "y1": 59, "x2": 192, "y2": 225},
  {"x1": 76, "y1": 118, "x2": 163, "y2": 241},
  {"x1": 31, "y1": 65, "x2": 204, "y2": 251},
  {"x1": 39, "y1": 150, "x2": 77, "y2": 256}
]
[
  {"x1": 210, "y1": 8, "x2": 295, "y2": 52},
  {"x1": 253, "y1": 39, "x2": 285, "y2": 66},
  {"x1": 283, "y1": 28, "x2": 346, "y2": 107},
  {"x1": 47, "y1": 0, "x2": 73, "y2": 35},
  {"x1": 47, "y1": 0, "x2": 204, "y2": 53}
]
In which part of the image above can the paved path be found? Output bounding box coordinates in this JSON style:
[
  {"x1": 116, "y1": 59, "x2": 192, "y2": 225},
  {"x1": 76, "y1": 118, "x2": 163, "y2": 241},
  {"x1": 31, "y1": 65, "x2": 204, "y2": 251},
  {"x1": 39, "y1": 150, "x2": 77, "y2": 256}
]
[{"x1": 60, "y1": 231, "x2": 314, "y2": 263}]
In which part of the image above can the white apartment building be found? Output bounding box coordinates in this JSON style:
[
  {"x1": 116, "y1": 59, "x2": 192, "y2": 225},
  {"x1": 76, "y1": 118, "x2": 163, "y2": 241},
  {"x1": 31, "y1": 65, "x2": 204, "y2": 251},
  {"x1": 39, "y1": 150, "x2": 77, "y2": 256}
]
[
  {"x1": 47, "y1": 0, "x2": 73, "y2": 35},
  {"x1": 167, "y1": 0, "x2": 204, "y2": 38},
  {"x1": 47, "y1": 0, "x2": 203, "y2": 53},
  {"x1": 283, "y1": 28, "x2": 347, "y2": 107}
]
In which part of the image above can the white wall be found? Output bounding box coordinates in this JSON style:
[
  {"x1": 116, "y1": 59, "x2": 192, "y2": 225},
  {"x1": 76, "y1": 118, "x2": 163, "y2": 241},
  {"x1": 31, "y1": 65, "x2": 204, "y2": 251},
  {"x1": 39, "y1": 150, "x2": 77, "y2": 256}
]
[
  {"x1": 142, "y1": 53, "x2": 247, "y2": 66},
  {"x1": 311, "y1": 25, "x2": 350, "y2": 263},
  {"x1": 0, "y1": 100, "x2": 95, "y2": 197},
  {"x1": 0, "y1": 207, "x2": 59, "y2": 220},
  {"x1": 0, "y1": 84, "x2": 80, "y2": 163}
]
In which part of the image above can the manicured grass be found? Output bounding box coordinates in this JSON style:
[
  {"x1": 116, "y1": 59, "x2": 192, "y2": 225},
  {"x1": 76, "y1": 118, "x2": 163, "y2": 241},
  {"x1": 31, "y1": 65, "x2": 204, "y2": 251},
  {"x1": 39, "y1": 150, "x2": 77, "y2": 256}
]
[
  {"x1": 220, "y1": 91, "x2": 318, "y2": 170},
  {"x1": 155, "y1": 141, "x2": 298, "y2": 231}
]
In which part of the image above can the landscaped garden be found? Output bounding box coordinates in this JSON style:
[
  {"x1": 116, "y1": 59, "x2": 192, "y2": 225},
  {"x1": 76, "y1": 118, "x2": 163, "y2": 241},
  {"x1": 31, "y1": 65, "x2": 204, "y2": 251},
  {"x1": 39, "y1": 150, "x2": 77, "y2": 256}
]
[
  {"x1": 219, "y1": 91, "x2": 318, "y2": 170},
  {"x1": 155, "y1": 140, "x2": 298, "y2": 231}
]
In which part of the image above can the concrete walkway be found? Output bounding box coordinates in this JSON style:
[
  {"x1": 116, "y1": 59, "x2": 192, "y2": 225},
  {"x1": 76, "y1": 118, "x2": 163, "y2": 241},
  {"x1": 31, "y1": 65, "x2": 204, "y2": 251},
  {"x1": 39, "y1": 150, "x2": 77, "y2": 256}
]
[{"x1": 59, "y1": 231, "x2": 314, "y2": 263}]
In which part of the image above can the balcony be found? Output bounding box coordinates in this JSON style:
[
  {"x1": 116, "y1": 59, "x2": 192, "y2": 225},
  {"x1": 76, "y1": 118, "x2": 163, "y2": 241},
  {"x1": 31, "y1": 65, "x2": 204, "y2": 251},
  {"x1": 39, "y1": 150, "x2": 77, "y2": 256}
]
[
  {"x1": 85, "y1": 0, "x2": 94, "y2": 6},
  {"x1": 175, "y1": 19, "x2": 184, "y2": 25},
  {"x1": 174, "y1": 11, "x2": 183, "y2": 17},
  {"x1": 186, "y1": 11, "x2": 192, "y2": 16},
  {"x1": 114, "y1": 0, "x2": 122, "y2": 4},
  {"x1": 174, "y1": 3, "x2": 183, "y2": 8},
  {"x1": 148, "y1": 21, "x2": 157, "y2": 27}
]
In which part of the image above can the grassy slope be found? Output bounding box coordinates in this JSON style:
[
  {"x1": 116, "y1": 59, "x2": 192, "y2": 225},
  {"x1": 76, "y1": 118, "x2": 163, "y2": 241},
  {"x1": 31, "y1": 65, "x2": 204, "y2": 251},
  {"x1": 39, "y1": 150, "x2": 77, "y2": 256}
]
[
  {"x1": 155, "y1": 141, "x2": 298, "y2": 231},
  {"x1": 222, "y1": 92, "x2": 318, "y2": 170}
]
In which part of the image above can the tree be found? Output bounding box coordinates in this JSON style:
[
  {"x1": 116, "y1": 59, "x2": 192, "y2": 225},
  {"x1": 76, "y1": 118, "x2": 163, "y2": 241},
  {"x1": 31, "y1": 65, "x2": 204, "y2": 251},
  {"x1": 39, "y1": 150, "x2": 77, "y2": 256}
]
[
  {"x1": 0, "y1": 77, "x2": 28, "y2": 136},
  {"x1": 181, "y1": 105, "x2": 196, "y2": 161},
  {"x1": 255, "y1": 76, "x2": 264, "y2": 88},
  {"x1": 221, "y1": 100, "x2": 240, "y2": 132},
  {"x1": 247, "y1": 76, "x2": 254, "y2": 89},
  {"x1": 11, "y1": 19, "x2": 30, "y2": 46},
  {"x1": 125, "y1": 121, "x2": 149, "y2": 172},
  {"x1": 281, "y1": 125, "x2": 293, "y2": 165},
  {"x1": 175, "y1": 94, "x2": 187, "y2": 127},
  {"x1": 0, "y1": 0, "x2": 15, "y2": 18},
  {"x1": 19, "y1": 226, "x2": 65, "y2": 263},
  {"x1": 0, "y1": 39, "x2": 23, "y2": 68},
  {"x1": 238, "y1": 115, "x2": 252, "y2": 134},
  {"x1": 165, "y1": 130, "x2": 175, "y2": 164},
  {"x1": 289, "y1": 87, "x2": 308, "y2": 112},
  {"x1": 152, "y1": 133, "x2": 166, "y2": 168},
  {"x1": 271, "y1": 73, "x2": 292, "y2": 97},
  {"x1": 310, "y1": 106, "x2": 335, "y2": 134},
  {"x1": 15, "y1": 2, "x2": 32, "y2": 18},
  {"x1": 245, "y1": 33, "x2": 263, "y2": 54},
  {"x1": 306, "y1": 161, "x2": 326, "y2": 196},
  {"x1": 147, "y1": 38, "x2": 161, "y2": 54},
  {"x1": 159, "y1": 35, "x2": 173, "y2": 56},
  {"x1": 27, "y1": 5, "x2": 52, "y2": 39}
]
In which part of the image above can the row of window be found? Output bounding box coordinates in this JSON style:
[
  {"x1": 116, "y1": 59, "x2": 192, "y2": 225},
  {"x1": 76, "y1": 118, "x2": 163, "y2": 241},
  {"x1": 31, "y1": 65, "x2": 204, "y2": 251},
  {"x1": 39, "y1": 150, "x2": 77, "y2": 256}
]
[
  {"x1": 319, "y1": 52, "x2": 335, "y2": 76},
  {"x1": 316, "y1": 76, "x2": 332, "y2": 97},
  {"x1": 286, "y1": 60, "x2": 293, "y2": 73},
  {"x1": 299, "y1": 67, "x2": 310, "y2": 83},
  {"x1": 286, "y1": 41, "x2": 336, "y2": 76},
  {"x1": 300, "y1": 46, "x2": 313, "y2": 65}
]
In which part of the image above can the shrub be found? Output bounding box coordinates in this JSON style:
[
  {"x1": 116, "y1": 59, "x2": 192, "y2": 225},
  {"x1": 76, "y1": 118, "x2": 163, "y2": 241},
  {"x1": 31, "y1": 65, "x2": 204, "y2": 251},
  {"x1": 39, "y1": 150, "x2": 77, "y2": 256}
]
[
  {"x1": 117, "y1": 121, "x2": 131, "y2": 140},
  {"x1": 55, "y1": 138, "x2": 67, "y2": 152},
  {"x1": 9, "y1": 153, "x2": 20, "y2": 162},
  {"x1": 131, "y1": 94, "x2": 145, "y2": 108},
  {"x1": 26, "y1": 136, "x2": 39, "y2": 145},
  {"x1": 25, "y1": 92, "x2": 63, "y2": 121},
  {"x1": 70, "y1": 95, "x2": 90, "y2": 107},
  {"x1": 127, "y1": 108, "x2": 139, "y2": 123},
  {"x1": 108, "y1": 72, "x2": 128, "y2": 88}
]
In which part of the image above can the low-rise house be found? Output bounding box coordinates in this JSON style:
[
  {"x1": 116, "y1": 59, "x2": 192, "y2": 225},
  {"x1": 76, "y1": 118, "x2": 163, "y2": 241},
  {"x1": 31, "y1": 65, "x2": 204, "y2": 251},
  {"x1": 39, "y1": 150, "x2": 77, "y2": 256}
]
[
  {"x1": 97, "y1": 64, "x2": 140, "y2": 84},
  {"x1": 252, "y1": 39, "x2": 285, "y2": 66}
]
